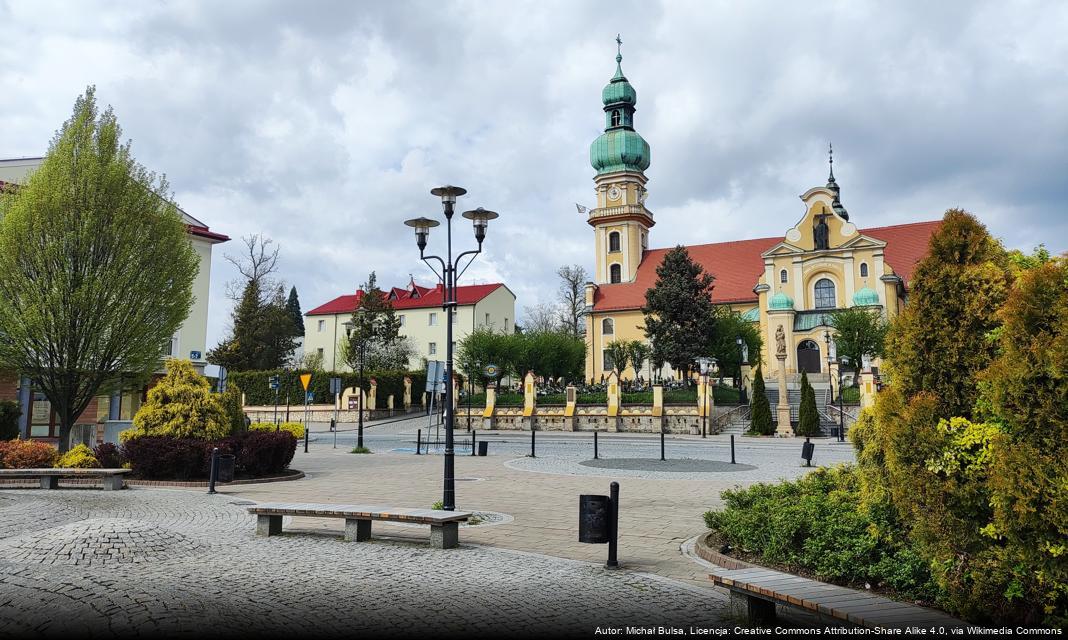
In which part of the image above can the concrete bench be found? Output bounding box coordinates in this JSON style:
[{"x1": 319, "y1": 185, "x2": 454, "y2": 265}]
[
  {"x1": 0, "y1": 468, "x2": 132, "y2": 491},
  {"x1": 710, "y1": 566, "x2": 966, "y2": 629},
  {"x1": 247, "y1": 502, "x2": 471, "y2": 549}
]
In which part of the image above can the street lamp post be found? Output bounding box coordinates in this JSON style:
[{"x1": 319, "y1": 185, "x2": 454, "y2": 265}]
[
  {"x1": 343, "y1": 320, "x2": 368, "y2": 450},
  {"x1": 824, "y1": 330, "x2": 834, "y2": 405},
  {"x1": 837, "y1": 356, "x2": 849, "y2": 443},
  {"x1": 405, "y1": 187, "x2": 498, "y2": 512}
]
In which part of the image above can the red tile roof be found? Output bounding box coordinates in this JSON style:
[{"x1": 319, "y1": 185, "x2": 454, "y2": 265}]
[
  {"x1": 592, "y1": 220, "x2": 942, "y2": 312},
  {"x1": 307, "y1": 282, "x2": 507, "y2": 316}
]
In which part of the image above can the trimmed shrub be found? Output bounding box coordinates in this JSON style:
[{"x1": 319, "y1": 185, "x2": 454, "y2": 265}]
[
  {"x1": 796, "y1": 371, "x2": 820, "y2": 437},
  {"x1": 0, "y1": 439, "x2": 59, "y2": 469},
  {"x1": 237, "y1": 431, "x2": 296, "y2": 476},
  {"x1": 748, "y1": 364, "x2": 774, "y2": 435},
  {"x1": 121, "y1": 436, "x2": 210, "y2": 480},
  {"x1": 93, "y1": 442, "x2": 124, "y2": 468},
  {"x1": 129, "y1": 359, "x2": 229, "y2": 440},
  {"x1": 249, "y1": 421, "x2": 305, "y2": 439},
  {"x1": 0, "y1": 400, "x2": 20, "y2": 440},
  {"x1": 218, "y1": 383, "x2": 246, "y2": 435},
  {"x1": 55, "y1": 444, "x2": 101, "y2": 469}
]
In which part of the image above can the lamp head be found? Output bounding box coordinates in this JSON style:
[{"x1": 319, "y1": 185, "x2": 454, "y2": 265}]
[
  {"x1": 462, "y1": 207, "x2": 499, "y2": 244},
  {"x1": 404, "y1": 217, "x2": 440, "y2": 251},
  {"x1": 430, "y1": 185, "x2": 467, "y2": 205}
]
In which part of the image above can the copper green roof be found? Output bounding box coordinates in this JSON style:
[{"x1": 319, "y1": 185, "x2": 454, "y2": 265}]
[
  {"x1": 602, "y1": 55, "x2": 637, "y2": 106},
  {"x1": 769, "y1": 291, "x2": 794, "y2": 310},
  {"x1": 590, "y1": 47, "x2": 650, "y2": 176},
  {"x1": 853, "y1": 287, "x2": 879, "y2": 306}
]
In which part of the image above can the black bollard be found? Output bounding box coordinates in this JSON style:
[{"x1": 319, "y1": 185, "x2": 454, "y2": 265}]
[
  {"x1": 304, "y1": 426, "x2": 309, "y2": 454},
  {"x1": 606, "y1": 481, "x2": 619, "y2": 568},
  {"x1": 207, "y1": 447, "x2": 220, "y2": 495},
  {"x1": 470, "y1": 430, "x2": 476, "y2": 457},
  {"x1": 529, "y1": 427, "x2": 536, "y2": 458},
  {"x1": 730, "y1": 434, "x2": 736, "y2": 464},
  {"x1": 660, "y1": 429, "x2": 665, "y2": 461},
  {"x1": 594, "y1": 430, "x2": 599, "y2": 460},
  {"x1": 416, "y1": 429, "x2": 422, "y2": 455}
]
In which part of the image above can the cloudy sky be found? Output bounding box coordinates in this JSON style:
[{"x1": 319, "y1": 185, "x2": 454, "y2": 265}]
[{"x1": 2, "y1": 0, "x2": 1066, "y2": 348}]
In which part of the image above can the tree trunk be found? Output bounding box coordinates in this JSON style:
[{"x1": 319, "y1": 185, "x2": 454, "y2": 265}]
[{"x1": 57, "y1": 418, "x2": 74, "y2": 454}]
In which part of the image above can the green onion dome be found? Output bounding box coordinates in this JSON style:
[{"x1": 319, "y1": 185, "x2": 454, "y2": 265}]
[
  {"x1": 769, "y1": 291, "x2": 795, "y2": 310},
  {"x1": 602, "y1": 57, "x2": 637, "y2": 106},
  {"x1": 852, "y1": 287, "x2": 879, "y2": 306},
  {"x1": 591, "y1": 129, "x2": 651, "y2": 174}
]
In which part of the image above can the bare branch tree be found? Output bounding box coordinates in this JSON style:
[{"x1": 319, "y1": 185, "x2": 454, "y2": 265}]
[
  {"x1": 522, "y1": 302, "x2": 562, "y2": 333},
  {"x1": 224, "y1": 234, "x2": 279, "y2": 300}
]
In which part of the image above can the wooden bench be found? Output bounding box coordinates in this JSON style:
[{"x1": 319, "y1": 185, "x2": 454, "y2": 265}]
[
  {"x1": 710, "y1": 566, "x2": 966, "y2": 629},
  {"x1": 247, "y1": 502, "x2": 471, "y2": 549},
  {"x1": 0, "y1": 468, "x2": 131, "y2": 491}
]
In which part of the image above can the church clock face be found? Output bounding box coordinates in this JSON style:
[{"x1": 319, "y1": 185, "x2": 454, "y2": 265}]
[{"x1": 607, "y1": 186, "x2": 622, "y2": 201}]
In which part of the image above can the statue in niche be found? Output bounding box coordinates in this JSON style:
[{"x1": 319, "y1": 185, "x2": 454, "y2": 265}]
[
  {"x1": 775, "y1": 324, "x2": 787, "y2": 358},
  {"x1": 813, "y1": 212, "x2": 830, "y2": 250}
]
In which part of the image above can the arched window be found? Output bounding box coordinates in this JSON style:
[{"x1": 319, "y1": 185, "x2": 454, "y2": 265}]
[
  {"x1": 608, "y1": 231, "x2": 621, "y2": 253},
  {"x1": 611, "y1": 110, "x2": 621, "y2": 127},
  {"x1": 780, "y1": 269, "x2": 788, "y2": 283},
  {"x1": 859, "y1": 263, "x2": 869, "y2": 278},
  {"x1": 602, "y1": 318, "x2": 614, "y2": 335},
  {"x1": 610, "y1": 264, "x2": 622, "y2": 284},
  {"x1": 603, "y1": 349, "x2": 616, "y2": 371},
  {"x1": 814, "y1": 278, "x2": 836, "y2": 309}
]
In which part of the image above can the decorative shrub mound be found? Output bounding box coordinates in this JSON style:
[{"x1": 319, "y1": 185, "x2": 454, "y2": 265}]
[
  {"x1": 0, "y1": 439, "x2": 59, "y2": 468},
  {"x1": 218, "y1": 383, "x2": 246, "y2": 435},
  {"x1": 55, "y1": 444, "x2": 100, "y2": 469},
  {"x1": 121, "y1": 432, "x2": 296, "y2": 480},
  {"x1": 249, "y1": 421, "x2": 305, "y2": 439},
  {"x1": 127, "y1": 359, "x2": 229, "y2": 441},
  {"x1": 0, "y1": 400, "x2": 20, "y2": 440},
  {"x1": 93, "y1": 442, "x2": 124, "y2": 468}
]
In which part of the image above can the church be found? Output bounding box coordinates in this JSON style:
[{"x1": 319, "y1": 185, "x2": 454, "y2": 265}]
[{"x1": 581, "y1": 43, "x2": 941, "y2": 386}]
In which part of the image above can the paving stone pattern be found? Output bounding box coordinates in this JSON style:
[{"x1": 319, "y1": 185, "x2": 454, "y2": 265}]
[{"x1": 0, "y1": 489, "x2": 730, "y2": 637}]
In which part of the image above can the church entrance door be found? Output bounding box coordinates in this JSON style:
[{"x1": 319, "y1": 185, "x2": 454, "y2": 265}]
[{"x1": 797, "y1": 340, "x2": 822, "y2": 374}]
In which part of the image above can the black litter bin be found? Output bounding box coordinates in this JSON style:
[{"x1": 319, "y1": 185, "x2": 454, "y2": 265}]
[
  {"x1": 217, "y1": 454, "x2": 236, "y2": 483},
  {"x1": 477, "y1": 441, "x2": 488, "y2": 457},
  {"x1": 579, "y1": 494, "x2": 610, "y2": 544}
]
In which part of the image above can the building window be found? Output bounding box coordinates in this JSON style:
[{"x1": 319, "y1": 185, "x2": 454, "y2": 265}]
[
  {"x1": 860, "y1": 263, "x2": 869, "y2": 278},
  {"x1": 814, "y1": 278, "x2": 836, "y2": 309},
  {"x1": 608, "y1": 231, "x2": 621, "y2": 253},
  {"x1": 611, "y1": 109, "x2": 621, "y2": 127},
  {"x1": 504, "y1": 317, "x2": 509, "y2": 332},
  {"x1": 398, "y1": 314, "x2": 405, "y2": 327},
  {"x1": 317, "y1": 348, "x2": 324, "y2": 358},
  {"x1": 452, "y1": 312, "x2": 457, "y2": 324},
  {"x1": 602, "y1": 318, "x2": 614, "y2": 335},
  {"x1": 485, "y1": 313, "x2": 490, "y2": 325},
  {"x1": 603, "y1": 349, "x2": 615, "y2": 371},
  {"x1": 429, "y1": 342, "x2": 437, "y2": 355},
  {"x1": 780, "y1": 269, "x2": 788, "y2": 283},
  {"x1": 317, "y1": 319, "x2": 325, "y2": 332},
  {"x1": 610, "y1": 264, "x2": 622, "y2": 284},
  {"x1": 429, "y1": 313, "x2": 438, "y2": 326}
]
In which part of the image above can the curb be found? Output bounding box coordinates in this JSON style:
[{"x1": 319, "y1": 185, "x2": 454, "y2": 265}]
[
  {"x1": 0, "y1": 470, "x2": 305, "y2": 489},
  {"x1": 693, "y1": 531, "x2": 758, "y2": 571}
]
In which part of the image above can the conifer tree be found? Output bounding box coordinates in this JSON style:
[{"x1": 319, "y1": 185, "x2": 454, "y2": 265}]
[
  {"x1": 796, "y1": 370, "x2": 820, "y2": 437},
  {"x1": 127, "y1": 360, "x2": 229, "y2": 440},
  {"x1": 286, "y1": 286, "x2": 304, "y2": 337},
  {"x1": 748, "y1": 363, "x2": 774, "y2": 435},
  {"x1": 642, "y1": 246, "x2": 716, "y2": 378},
  {"x1": 342, "y1": 272, "x2": 402, "y2": 380}
]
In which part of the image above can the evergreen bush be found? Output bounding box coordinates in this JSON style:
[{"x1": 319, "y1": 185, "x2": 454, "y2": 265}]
[
  {"x1": 93, "y1": 442, "x2": 124, "y2": 468},
  {"x1": 748, "y1": 364, "x2": 774, "y2": 435},
  {"x1": 0, "y1": 439, "x2": 59, "y2": 468},
  {"x1": 55, "y1": 444, "x2": 101, "y2": 469},
  {"x1": 0, "y1": 400, "x2": 20, "y2": 440},
  {"x1": 219, "y1": 383, "x2": 246, "y2": 435},
  {"x1": 796, "y1": 371, "x2": 820, "y2": 437},
  {"x1": 249, "y1": 421, "x2": 305, "y2": 439},
  {"x1": 128, "y1": 359, "x2": 229, "y2": 440}
]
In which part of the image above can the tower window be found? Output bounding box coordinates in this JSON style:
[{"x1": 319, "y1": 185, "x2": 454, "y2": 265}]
[
  {"x1": 860, "y1": 263, "x2": 869, "y2": 278},
  {"x1": 611, "y1": 110, "x2": 621, "y2": 127},
  {"x1": 602, "y1": 318, "x2": 614, "y2": 335},
  {"x1": 609, "y1": 264, "x2": 622, "y2": 284},
  {"x1": 608, "y1": 231, "x2": 621, "y2": 253},
  {"x1": 780, "y1": 269, "x2": 788, "y2": 283},
  {"x1": 814, "y1": 278, "x2": 836, "y2": 309}
]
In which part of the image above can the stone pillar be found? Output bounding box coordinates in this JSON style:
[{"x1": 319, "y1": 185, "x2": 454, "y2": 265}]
[
  {"x1": 387, "y1": 394, "x2": 394, "y2": 416},
  {"x1": 563, "y1": 385, "x2": 576, "y2": 431},
  {"x1": 859, "y1": 371, "x2": 876, "y2": 410},
  {"x1": 606, "y1": 371, "x2": 620, "y2": 432},
  {"x1": 452, "y1": 375, "x2": 461, "y2": 410},
  {"x1": 403, "y1": 376, "x2": 412, "y2": 410},
  {"x1": 522, "y1": 371, "x2": 536, "y2": 418},
  {"x1": 740, "y1": 363, "x2": 752, "y2": 397},
  {"x1": 482, "y1": 383, "x2": 497, "y2": 430},
  {"x1": 652, "y1": 384, "x2": 664, "y2": 434},
  {"x1": 368, "y1": 378, "x2": 377, "y2": 411},
  {"x1": 775, "y1": 355, "x2": 793, "y2": 437}
]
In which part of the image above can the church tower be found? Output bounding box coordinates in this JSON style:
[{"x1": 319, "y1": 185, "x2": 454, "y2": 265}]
[{"x1": 588, "y1": 37, "x2": 653, "y2": 285}]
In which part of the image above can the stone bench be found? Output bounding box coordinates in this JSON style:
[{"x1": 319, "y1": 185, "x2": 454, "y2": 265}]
[
  {"x1": 710, "y1": 566, "x2": 966, "y2": 629},
  {"x1": 247, "y1": 502, "x2": 471, "y2": 549},
  {"x1": 0, "y1": 468, "x2": 131, "y2": 491}
]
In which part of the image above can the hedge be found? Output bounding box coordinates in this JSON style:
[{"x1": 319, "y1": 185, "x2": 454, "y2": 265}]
[
  {"x1": 250, "y1": 421, "x2": 305, "y2": 439},
  {"x1": 229, "y1": 369, "x2": 428, "y2": 407},
  {"x1": 121, "y1": 432, "x2": 296, "y2": 480}
]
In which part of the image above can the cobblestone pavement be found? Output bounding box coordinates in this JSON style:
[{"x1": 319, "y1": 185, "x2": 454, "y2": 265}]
[{"x1": 0, "y1": 489, "x2": 731, "y2": 638}]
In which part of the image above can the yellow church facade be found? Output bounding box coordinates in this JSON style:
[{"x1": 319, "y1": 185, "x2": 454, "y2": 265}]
[{"x1": 581, "y1": 47, "x2": 940, "y2": 384}]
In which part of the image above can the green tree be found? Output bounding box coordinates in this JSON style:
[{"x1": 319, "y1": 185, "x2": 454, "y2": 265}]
[
  {"x1": 127, "y1": 359, "x2": 229, "y2": 440},
  {"x1": 642, "y1": 246, "x2": 716, "y2": 379},
  {"x1": 883, "y1": 209, "x2": 1010, "y2": 418},
  {"x1": 0, "y1": 88, "x2": 199, "y2": 452},
  {"x1": 625, "y1": 340, "x2": 652, "y2": 381},
  {"x1": 829, "y1": 307, "x2": 888, "y2": 382},
  {"x1": 796, "y1": 370, "x2": 820, "y2": 437},
  {"x1": 603, "y1": 339, "x2": 630, "y2": 375},
  {"x1": 286, "y1": 286, "x2": 304, "y2": 337},
  {"x1": 456, "y1": 328, "x2": 514, "y2": 383},
  {"x1": 708, "y1": 307, "x2": 763, "y2": 384},
  {"x1": 748, "y1": 363, "x2": 774, "y2": 435},
  {"x1": 342, "y1": 272, "x2": 402, "y2": 383}
]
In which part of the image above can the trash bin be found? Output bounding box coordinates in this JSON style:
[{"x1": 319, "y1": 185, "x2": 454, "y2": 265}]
[
  {"x1": 477, "y1": 441, "x2": 489, "y2": 457},
  {"x1": 217, "y1": 454, "x2": 236, "y2": 483},
  {"x1": 579, "y1": 494, "x2": 610, "y2": 544}
]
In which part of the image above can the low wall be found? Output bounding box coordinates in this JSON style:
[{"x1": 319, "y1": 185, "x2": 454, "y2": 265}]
[
  {"x1": 243, "y1": 404, "x2": 421, "y2": 423},
  {"x1": 459, "y1": 404, "x2": 735, "y2": 434}
]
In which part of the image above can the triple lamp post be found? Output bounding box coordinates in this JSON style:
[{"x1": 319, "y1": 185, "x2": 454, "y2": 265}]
[{"x1": 694, "y1": 356, "x2": 718, "y2": 438}]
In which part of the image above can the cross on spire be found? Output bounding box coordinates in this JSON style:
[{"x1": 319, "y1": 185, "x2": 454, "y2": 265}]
[
  {"x1": 616, "y1": 34, "x2": 623, "y2": 62},
  {"x1": 828, "y1": 142, "x2": 835, "y2": 182}
]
